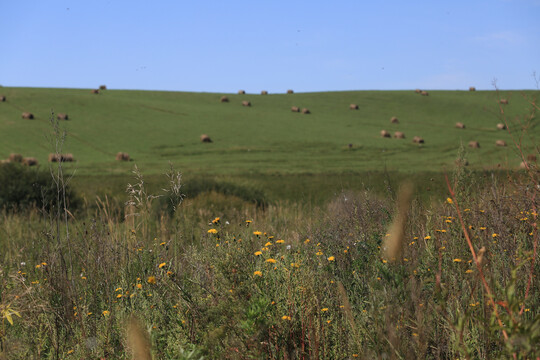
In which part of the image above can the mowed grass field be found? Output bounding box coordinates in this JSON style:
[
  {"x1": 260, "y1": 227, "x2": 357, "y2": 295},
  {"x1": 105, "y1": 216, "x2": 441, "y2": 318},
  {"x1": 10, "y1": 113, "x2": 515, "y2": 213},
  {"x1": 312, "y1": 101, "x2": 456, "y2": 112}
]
[{"x1": 0, "y1": 87, "x2": 537, "y2": 178}]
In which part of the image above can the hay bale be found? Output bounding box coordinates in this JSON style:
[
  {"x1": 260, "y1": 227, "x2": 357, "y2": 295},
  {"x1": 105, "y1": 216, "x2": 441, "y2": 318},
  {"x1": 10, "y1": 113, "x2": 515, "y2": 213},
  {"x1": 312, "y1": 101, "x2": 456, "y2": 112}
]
[
  {"x1": 238, "y1": 90, "x2": 245, "y2": 95},
  {"x1": 115, "y1": 152, "x2": 130, "y2": 161},
  {"x1": 394, "y1": 131, "x2": 405, "y2": 139},
  {"x1": 0, "y1": 95, "x2": 5, "y2": 102},
  {"x1": 91, "y1": 89, "x2": 100, "y2": 94},
  {"x1": 415, "y1": 89, "x2": 421, "y2": 94},
  {"x1": 57, "y1": 113, "x2": 69, "y2": 120},
  {"x1": 242, "y1": 100, "x2": 251, "y2": 107},
  {"x1": 526, "y1": 154, "x2": 537, "y2": 162},
  {"x1": 348, "y1": 143, "x2": 353, "y2": 148},
  {"x1": 63, "y1": 154, "x2": 74, "y2": 162},
  {"x1": 48, "y1": 153, "x2": 59, "y2": 162},
  {"x1": 413, "y1": 136, "x2": 425, "y2": 144},
  {"x1": 496, "y1": 123, "x2": 506, "y2": 130},
  {"x1": 99, "y1": 85, "x2": 107, "y2": 90},
  {"x1": 261, "y1": 90, "x2": 268, "y2": 95},
  {"x1": 499, "y1": 99, "x2": 509, "y2": 105},
  {"x1": 469, "y1": 87, "x2": 476, "y2": 91},
  {"x1": 22, "y1": 157, "x2": 38, "y2": 166},
  {"x1": 200, "y1": 134, "x2": 212, "y2": 143},
  {"x1": 8, "y1": 153, "x2": 23, "y2": 163},
  {"x1": 291, "y1": 106, "x2": 300, "y2": 112},
  {"x1": 455, "y1": 122, "x2": 465, "y2": 129},
  {"x1": 520, "y1": 161, "x2": 528, "y2": 169},
  {"x1": 380, "y1": 130, "x2": 391, "y2": 138},
  {"x1": 287, "y1": 89, "x2": 294, "y2": 94},
  {"x1": 421, "y1": 91, "x2": 429, "y2": 96},
  {"x1": 350, "y1": 104, "x2": 358, "y2": 110},
  {"x1": 301, "y1": 108, "x2": 310, "y2": 114},
  {"x1": 468, "y1": 141, "x2": 480, "y2": 148},
  {"x1": 48, "y1": 153, "x2": 73, "y2": 162},
  {"x1": 21, "y1": 112, "x2": 34, "y2": 119},
  {"x1": 495, "y1": 140, "x2": 507, "y2": 147},
  {"x1": 220, "y1": 96, "x2": 229, "y2": 103},
  {"x1": 390, "y1": 116, "x2": 399, "y2": 124}
]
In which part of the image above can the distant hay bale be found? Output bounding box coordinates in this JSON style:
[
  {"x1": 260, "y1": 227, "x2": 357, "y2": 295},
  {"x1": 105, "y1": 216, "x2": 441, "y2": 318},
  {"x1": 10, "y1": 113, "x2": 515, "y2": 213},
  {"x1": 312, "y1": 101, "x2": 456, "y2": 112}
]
[
  {"x1": 394, "y1": 131, "x2": 405, "y2": 139},
  {"x1": 421, "y1": 91, "x2": 429, "y2": 96},
  {"x1": 380, "y1": 130, "x2": 391, "y2": 138},
  {"x1": 22, "y1": 157, "x2": 38, "y2": 166},
  {"x1": 0, "y1": 95, "x2": 5, "y2": 102},
  {"x1": 200, "y1": 134, "x2": 212, "y2": 143},
  {"x1": 413, "y1": 136, "x2": 424, "y2": 144},
  {"x1": 496, "y1": 123, "x2": 506, "y2": 130},
  {"x1": 21, "y1": 112, "x2": 34, "y2": 119},
  {"x1": 415, "y1": 89, "x2": 421, "y2": 94},
  {"x1": 390, "y1": 116, "x2": 399, "y2": 124},
  {"x1": 301, "y1": 108, "x2": 310, "y2": 114},
  {"x1": 348, "y1": 143, "x2": 353, "y2": 148},
  {"x1": 495, "y1": 140, "x2": 507, "y2": 147},
  {"x1": 8, "y1": 153, "x2": 23, "y2": 163},
  {"x1": 287, "y1": 89, "x2": 294, "y2": 94},
  {"x1": 48, "y1": 153, "x2": 58, "y2": 162},
  {"x1": 220, "y1": 96, "x2": 229, "y2": 103},
  {"x1": 242, "y1": 100, "x2": 251, "y2": 107},
  {"x1": 468, "y1": 141, "x2": 480, "y2": 148},
  {"x1": 238, "y1": 90, "x2": 245, "y2": 95},
  {"x1": 455, "y1": 122, "x2": 465, "y2": 129},
  {"x1": 291, "y1": 106, "x2": 300, "y2": 112},
  {"x1": 99, "y1": 85, "x2": 107, "y2": 90},
  {"x1": 57, "y1": 113, "x2": 69, "y2": 120},
  {"x1": 469, "y1": 87, "x2": 476, "y2": 91},
  {"x1": 91, "y1": 89, "x2": 100, "y2": 94},
  {"x1": 499, "y1": 99, "x2": 509, "y2": 105},
  {"x1": 350, "y1": 104, "x2": 358, "y2": 110},
  {"x1": 48, "y1": 153, "x2": 74, "y2": 162},
  {"x1": 526, "y1": 154, "x2": 537, "y2": 162},
  {"x1": 63, "y1": 153, "x2": 74, "y2": 162},
  {"x1": 520, "y1": 161, "x2": 528, "y2": 169},
  {"x1": 261, "y1": 90, "x2": 268, "y2": 95},
  {"x1": 116, "y1": 152, "x2": 130, "y2": 161}
]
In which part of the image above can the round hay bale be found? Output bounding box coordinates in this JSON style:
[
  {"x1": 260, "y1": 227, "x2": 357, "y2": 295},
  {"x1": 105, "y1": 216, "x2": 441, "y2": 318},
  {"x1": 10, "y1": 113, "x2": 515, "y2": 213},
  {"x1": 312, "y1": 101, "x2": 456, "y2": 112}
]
[
  {"x1": 499, "y1": 99, "x2": 509, "y2": 105},
  {"x1": 57, "y1": 113, "x2": 69, "y2": 120},
  {"x1": 496, "y1": 123, "x2": 506, "y2": 130},
  {"x1": 421, "y1": 91, "x2": 429, "y2": 96},
  {"x1": 48, "y1": 153, "x2": 59, "y2": 162},
  {"x1": 0, "y1": 95, "x2": 6, "y2": 102},
  {"x1": 415, "y1": 89, "x2": 421, "y2": 94},
  {"x1": 287, "y1": 89, "x2": 294, "y2": 94},
  {"x1": 200, "y1": 134, "x2": 212, "y2": 143},
  {"x1": 469, "y1": 87, "x2": 476, "y2": 91},
  {"x1": 380, "y1": 130, "x2": 391, "y2": 138},
  {"x1": 99, "y1": 85, "x2": 107, "y2": 90},
  {"x1": 495, "y1": 140, "x2": 507, "y2": 147},
  {"x1": 238, "y1": 90, "x2": 245, "y2": 95},
  {"x1": 91, "y1": 89, "x2": 100, "y2": 94},
  {"x1": 390, "y1": 116, "x2": 399, "y2": 124},
  {"x1": 261, "y1": 90, "x2": 268, "y2": 95},
  {"x1": 115, "y1": 152, "x2": 130, "y2": 161},
  {"x1": 63, "y1": 154, "x2": 74, "y2": 162},
  {"x1": 8, "y1": 153, "x2": 23, "y2": 163},
  {"x1": 413, "y1": 136, "x2": 425, "y2": 144},
  {"x1": 301, "y1": 108, "x2": 310, "y2": 114},
  {"x1": 349, "y1": 104, "x2": 358, "y2": 110},
  {"x1": 394, "y1": 131, "x2": 405, "y2": 139},
  {"x1": 526, "y1": 154, "x2": 537, "y2": 162},
  {"x1": 455, "y1": 122, "x2": 465, "y2": 129},
  {"x1": 242, "y1": 100, "x2": 251, "y2": 107},
  {"x1": 22, "y1": 112, "x2": 34, "y2": 119},
  {"x1": 348, "y1": 143, "x2": 353, "y2": 148},
  {"x1": 468, "y1": 141, "x2": 480, "y2": 148},
  {"x1": 291, "y1": 106, "x2": 300, "y2": 112},
  {"x1": 220, "y1": 96, "x2": 229, "y2": 103},
  {"x1": 22, "y1": 157, "x2": 38, "y2": 166}
]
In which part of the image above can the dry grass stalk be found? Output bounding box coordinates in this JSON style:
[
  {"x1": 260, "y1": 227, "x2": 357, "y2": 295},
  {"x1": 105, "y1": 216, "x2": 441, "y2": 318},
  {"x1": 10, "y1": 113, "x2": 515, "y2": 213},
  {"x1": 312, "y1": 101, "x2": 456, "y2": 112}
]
[
  {"x1": 21, "y1": 112, "x2": 34, "y2": 119},
  {"x1": 468, "y1": 141, "x2": 480, "y2": 148},
  {"x1": 200, "y1": 134, "x2": 212, "y2": 143},
  {"x1": 380, "y1": 130, "x2": 391, "y2": 138},
  {"x1": 350, "y1": 104, "x2": 358, "y2": 110},
  {"x1": 126, "y1": 316, "x2": 153, "y2": 360},
  {"x1": 383, "y1": 182, "x2": 413, "y2": 262},
  {"x1": 455, "y1": 122, "x2": 465, "y2": 129}
]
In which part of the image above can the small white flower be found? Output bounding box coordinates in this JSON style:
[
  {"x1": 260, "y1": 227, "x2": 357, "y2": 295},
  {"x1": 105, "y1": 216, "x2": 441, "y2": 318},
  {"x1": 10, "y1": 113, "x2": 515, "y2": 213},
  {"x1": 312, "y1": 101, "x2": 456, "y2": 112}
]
[
  {"x1": 225, "y1": 221, "x2": 230, "y2": 225},
  {"x1": 20, "y1": 262, "x2": 26, "y2": 266},
  {"x1": 286, "y1": 245, "x2": 291, "y2": 250}
]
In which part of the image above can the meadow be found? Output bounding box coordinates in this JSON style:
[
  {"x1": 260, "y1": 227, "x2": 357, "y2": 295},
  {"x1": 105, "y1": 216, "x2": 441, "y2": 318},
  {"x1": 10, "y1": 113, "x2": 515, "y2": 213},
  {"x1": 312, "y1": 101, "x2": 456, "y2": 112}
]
[{"x1": 0, "y1": 87, "x2": 538, "y2": 359}]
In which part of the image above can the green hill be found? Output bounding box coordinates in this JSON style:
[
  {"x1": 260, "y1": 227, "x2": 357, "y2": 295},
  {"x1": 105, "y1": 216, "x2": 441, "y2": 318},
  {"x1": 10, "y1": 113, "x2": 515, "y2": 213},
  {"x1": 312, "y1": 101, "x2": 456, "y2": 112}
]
[{"x1": 0, "y1": 87, "x2": 537, "y2": 177}]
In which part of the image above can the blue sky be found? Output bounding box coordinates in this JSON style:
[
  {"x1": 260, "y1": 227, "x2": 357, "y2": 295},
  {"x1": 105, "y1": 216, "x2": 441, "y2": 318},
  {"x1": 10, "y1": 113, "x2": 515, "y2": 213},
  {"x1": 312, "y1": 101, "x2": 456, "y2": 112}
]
[{"x1": 1, "y1": 1, "x2": 539, "y2": 92}]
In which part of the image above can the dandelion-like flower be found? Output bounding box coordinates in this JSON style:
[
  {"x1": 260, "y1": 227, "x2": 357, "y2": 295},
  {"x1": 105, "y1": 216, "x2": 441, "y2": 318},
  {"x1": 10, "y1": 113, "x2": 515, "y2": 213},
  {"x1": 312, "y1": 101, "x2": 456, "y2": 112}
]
[
  {"x1": 446, "y1": 198, "x2": 453, "y2": 204},
  {"x1": 253, "y1": 271, "x2": 262, "y2": 277},
  {"x1": 212, "y1": 217, "x2": 220, "y2": 224},
  {"x1": 276, "y1": 239, "x2": 284, "y2": 244},
  {"x1": 254, "y1": 251, "x2": 262, "y2": 256},
  {"x1": 316, "y1": 251, "x2": 323, "y2": 256},
  {"x1": 266, "y1": 258, "x2": 277, "y2": 264},
  {"x1": 281, "y1": 315, "x2": 291, "y2": 320},
  {"x1": 453, "y1": 258, "x2": 462, "y2": 262},
  {"x1": 492, "y1": 233, "x2": 498, "y2": 238},
  {"x1": 264, "y1": 242, "x2": 272, "y2": 247},
  {"x1": 253, "y1": 231, "x2": 262, "y2": 236},
  {"x1": 424, "y1": 235, "x2": 431, "y2": 240},
  {"x1": 159, "y1": 262, "x2": 166, "y2": 268},
  {"x1": 304, "y1": 239, "x2": 310, "y2": 244},
  {"x1": 208, "y1": 229, "x2": 218, "y2": 234},
  {"x1": 136, "y1": 283, "x2": 142, "y2": 289},
  {"x1": 321, "y1": 308, "x2": 329, "y2": 312},
  {"x1": 327, "y1": 256, "x2": 335, "y2": 261},
  {"x1": 147, "y1": 276, "x2": 156, "y2": 284},
  {"x1": 102, "y1": 310, "x2": 110, "y2": 316}
]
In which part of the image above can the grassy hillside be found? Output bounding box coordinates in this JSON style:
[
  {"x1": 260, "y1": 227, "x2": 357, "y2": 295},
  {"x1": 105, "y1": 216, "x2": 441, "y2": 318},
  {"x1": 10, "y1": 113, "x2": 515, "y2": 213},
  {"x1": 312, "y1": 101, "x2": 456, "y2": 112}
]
[{"x1": 0, "y1": 87, "x2": 537, "y2": 177}]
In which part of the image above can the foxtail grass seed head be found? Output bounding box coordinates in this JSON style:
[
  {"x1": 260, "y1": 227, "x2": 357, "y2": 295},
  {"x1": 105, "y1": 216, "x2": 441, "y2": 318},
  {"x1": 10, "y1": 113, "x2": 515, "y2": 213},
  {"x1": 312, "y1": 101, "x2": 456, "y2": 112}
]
[{"x1": 383, "y1": 182, "x2": 414, "y2": 262}]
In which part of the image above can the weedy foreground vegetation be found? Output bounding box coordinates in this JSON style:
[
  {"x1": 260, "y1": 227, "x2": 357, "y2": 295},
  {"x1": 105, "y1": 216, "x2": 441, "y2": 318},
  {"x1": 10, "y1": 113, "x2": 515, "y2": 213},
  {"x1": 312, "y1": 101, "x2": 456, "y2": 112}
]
[{"x1": 0, "y1": 90, "x2": 539, "y2": 359}]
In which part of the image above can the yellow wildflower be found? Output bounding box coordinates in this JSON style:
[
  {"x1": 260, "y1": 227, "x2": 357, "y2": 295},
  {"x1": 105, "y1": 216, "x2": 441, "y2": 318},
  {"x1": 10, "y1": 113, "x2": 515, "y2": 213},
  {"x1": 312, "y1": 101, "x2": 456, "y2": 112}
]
[
  {"x1": 212, "y1": 217, "x2": 220, "y2": 224},
  {"x1": 327, "y1": 256, "x2": 335, "y2": 261},
  {"x1": 276, "y1": 239, "x2": 285, "y2": 244},
  {"x1": 264, "y1": 242, "x2": 272, "y2": 247},
  {"x1": 424, "y1": 235, "x2": 431, "y2": 240},
  {"x1": 159, "y1": 262, "x2": 166, "y2": 268},
  {"x1": 453, "y1": 258, "x2": 462, "y2": 262},
  {"x1": 116, "y1": 294, "x2": 122, "y2": 298},
  {"x1": 304, "y1": 238, "x2": 310, "y2": 244},
  {"x1": 254, "y1": 251, "x2": 262, "y2": 256},
  {"x1": 465, "y1": 269, "x2": 473, "y2": 273},
  {"x1": 208, "y1": 229, "x2": 218, "y2": 234},
  {"x1": 253, "y1": 271, "x2": 262, "y2": 277},
  {"x1": 446, "y1": 198, "x2": 453, "y2": 204},
  {"x1": 167, "y1": 271, "x2": 173, "y2": 276},
  {"x1": 136, "y1": 283, "x2": 142, "y2": 289},
  {"x1": 253, "y1": 231, "x2": 262, "y2": 236},
  {"x1": 316, "y1": 251, "x2": 323, "y2": 256},
  {"x1": 321, "y1": 308, "x2": 329, "y2": 312},
  {"x1": 147, "y1": 276, "x2": 156, "y2": 284},
  {"x1": 492, "y1": 233, "x2": 498, "y2": 238},
  {"x1": 282, "y1": 315, "x2": 291, "y2": 320},
  {"x1": 266, "y1": 258, "x2": 277, "y2": 264},
  {"x1": 102, "y1": 310, "x2": 110, "y2": 316},
  {"x1": 160, "y1": 241, "x2": 166, "y2": 246}
]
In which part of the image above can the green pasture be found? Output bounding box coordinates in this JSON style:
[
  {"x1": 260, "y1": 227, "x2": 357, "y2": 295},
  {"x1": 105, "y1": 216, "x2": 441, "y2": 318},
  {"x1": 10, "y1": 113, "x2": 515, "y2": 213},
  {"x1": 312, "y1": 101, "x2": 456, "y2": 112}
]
[{"x1": 0, "y1": 87, "x2": 537, "y2": 178}]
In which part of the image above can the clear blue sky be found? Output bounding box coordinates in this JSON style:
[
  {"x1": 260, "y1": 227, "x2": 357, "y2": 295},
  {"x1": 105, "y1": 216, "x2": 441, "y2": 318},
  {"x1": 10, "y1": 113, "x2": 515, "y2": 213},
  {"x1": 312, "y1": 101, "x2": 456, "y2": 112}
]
[{"x1": 1, "y1": 1, "x2": 539, "y2": 92}]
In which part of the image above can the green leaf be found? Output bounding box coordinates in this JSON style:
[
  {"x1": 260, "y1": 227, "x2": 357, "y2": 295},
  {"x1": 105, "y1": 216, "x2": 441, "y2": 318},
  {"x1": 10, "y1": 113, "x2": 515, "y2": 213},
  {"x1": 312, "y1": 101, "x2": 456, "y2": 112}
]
[{"x1": 6, "y1": 312, "x2": 13, "y2": 325}]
